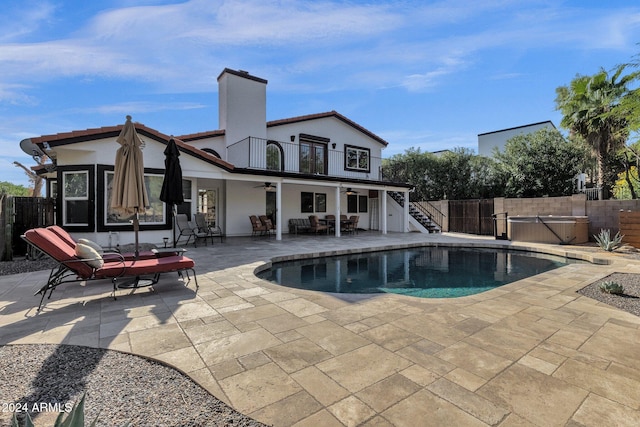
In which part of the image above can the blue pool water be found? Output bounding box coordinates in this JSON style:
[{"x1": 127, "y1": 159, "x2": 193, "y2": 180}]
[{"x1": 256, "y1": 247, "x2": 582, "y2": 298}]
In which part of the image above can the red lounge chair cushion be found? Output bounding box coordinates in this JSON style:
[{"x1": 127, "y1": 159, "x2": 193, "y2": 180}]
[
  {"x1": 94, "y1": 256, "x2": 195, "y2": 279},
  {"x1": 25, "y1": 228, "x2": 94, "y2": 278},
  {"x1": 46, "y1": 225, "x2": 158, "y2": 260},
  {"x1": 47, "y1": 225, "x2": 75, "y2": 248}
]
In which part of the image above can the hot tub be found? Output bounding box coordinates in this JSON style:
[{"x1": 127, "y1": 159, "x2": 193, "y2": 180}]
[{"x1": 507, "y1": 216, "x2": 589, "y2": 244}]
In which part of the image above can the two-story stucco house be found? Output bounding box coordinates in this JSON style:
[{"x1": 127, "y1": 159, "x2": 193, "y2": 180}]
[{"x1": 22, "y1": 68, "x2": 415, "y2": 247}]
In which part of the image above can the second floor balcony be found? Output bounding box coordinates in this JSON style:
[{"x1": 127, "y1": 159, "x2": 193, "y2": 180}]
[{"x1": 227, "y1": 137, "x2": 385, "y2": 181}]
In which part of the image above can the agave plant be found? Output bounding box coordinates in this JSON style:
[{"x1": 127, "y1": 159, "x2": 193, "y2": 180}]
[
  {"x1": 11, "y1": 394, "x2": 99, "y2": 427},
  {"x1": 593, "y1": 229, "x2": 625, "y2": 252},
  {"x1": 599, "y1": 281, "x2": 625, "y2": 295}
]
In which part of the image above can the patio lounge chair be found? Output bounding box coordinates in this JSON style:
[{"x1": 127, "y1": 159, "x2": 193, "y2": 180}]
[
  {"x1": 46, "y1": 225, "x2": 159, "y2": 260},
  {"x1": 194, "y1": 213, "x2": 224, "y2": 244},
  {"x1": 176, "y1": 214, "x2": 210, "y2": 247},
  {"x1": 23, "y1": 227, "x2": 198, "y2": 311}
]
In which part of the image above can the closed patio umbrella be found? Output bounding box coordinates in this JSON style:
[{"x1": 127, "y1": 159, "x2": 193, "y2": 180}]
[
  {"x1": 110, "y1": 115, "x2": 149, "y2": 258},
  {"x1": 160, "y1": 137, "x2": 184, "y2": 247}
]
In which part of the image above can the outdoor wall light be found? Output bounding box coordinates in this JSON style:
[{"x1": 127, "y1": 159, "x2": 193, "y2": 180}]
[
  {"x1": 290, "y1": 135, "x2": 295, "y2": 142},
  {"x1": 332, "y1": 143, "x2": 336, "y2": 149}
]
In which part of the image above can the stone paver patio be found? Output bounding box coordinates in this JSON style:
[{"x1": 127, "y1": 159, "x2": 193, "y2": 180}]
[{"x1": 2, "y1": 232, "x2": 640, "y2": 426}]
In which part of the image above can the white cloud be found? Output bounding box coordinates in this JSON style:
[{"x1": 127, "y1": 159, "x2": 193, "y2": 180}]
[
  {"x1": 0, "y1": 0, "x2": 57, "y2": 42},
  {"x1": 72, "y1": 101, "x2": 207, "y2": 116},
  {"x1": 2, "y1": 0, "x2": 639, "y2": 96},
  {"x1": 0, "y1": 83, "x2": 38, "y2": 105}
]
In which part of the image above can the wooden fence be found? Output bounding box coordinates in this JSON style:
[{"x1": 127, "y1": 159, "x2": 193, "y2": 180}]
[
  {"x1": 448, "y1": 199, "x2": 494, "y2": 235},
  {"x1": 1, "y1": 196, "x2": 55, "y2": 259},
  {"x1": 620, "y1": 211, "x2": 640, "y2": 248}
]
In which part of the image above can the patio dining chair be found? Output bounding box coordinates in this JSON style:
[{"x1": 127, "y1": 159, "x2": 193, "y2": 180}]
[
  {"x1": 250, "y1": 215, "x2": 267, "y2": 236},
  {"x1": 324, "y1": 214, "x2": 336, "y2": 233},
  {"x1": 339, "y1": 215, "x2": 350, "y2": 233},
  {"x1": 259, "y1": 215, "x2": 276, "y2": 237},
  {"x1": 309, "y1": 215, "x2": 329, "y2": 234},
  {"x1": 348, "y1": 215, "x2": 359, "y2": 234}
]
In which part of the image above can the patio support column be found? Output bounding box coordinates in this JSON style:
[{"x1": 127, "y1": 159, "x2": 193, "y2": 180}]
[
  {"x1": 334, "y1": 187, "x2": 341, "y2": 237},
  {"x1": 381, "y1": 190, "x2": 387, "y2": 234},
  {"x1": 404, "y1": 189, "x2": 410, "y2": 232},
  {"x1": 276, "y1": 182, "x2": 282, "y2": 240}
]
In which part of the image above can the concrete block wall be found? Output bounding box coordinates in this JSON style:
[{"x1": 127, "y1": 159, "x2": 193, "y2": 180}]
[
  {"x1": 586, "y1": 199, "x2": 640, "y2": 236},
  {"x1": 420, "y1": 195, "x2": 640, "y2": 240},
  {"x1": 498, "y1": 195, "x2": 585, "y2": 217}
]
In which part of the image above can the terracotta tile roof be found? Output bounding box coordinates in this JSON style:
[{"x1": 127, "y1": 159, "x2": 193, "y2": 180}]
[
  {"x1": 177, "y1": 111, "x2": 389, "y2": 146},
  {"x1": 178, "y1": 129, "x2": 225, "y2": 141},
  {"x1": 26, "y1": 109, "x2": 387, "y2": 173},
  {"x1": 29, "y1": 122, "x2": 234, "y2": 171},
  {"x1": 267, "y1": 110, "x2": 389, "y2": 146},
  {"x1": 30, "y1": 124, "x2": 123, "y2": 144},
  {"x1": 172, "y1": 137, "x2": 234, "y2": 171}
]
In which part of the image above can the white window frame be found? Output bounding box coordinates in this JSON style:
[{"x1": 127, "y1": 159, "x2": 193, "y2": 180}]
[
  {"x1": 62, "y1": 170, "x2": 89, "y2": 226},
  {"x1": 104, "y1": 170, "x2": 166, "y2": 226},
  {"x1": 345, "y1": 145, "x2": 370, "y2": 172}
]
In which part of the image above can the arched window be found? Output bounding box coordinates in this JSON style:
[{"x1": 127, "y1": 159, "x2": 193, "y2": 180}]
[
  {"x1": 266, "y1": 141, "x2": 283, "y2": 171},
  {"x1": 202, "y1": 148, "x2": 221, "y2": 158}
]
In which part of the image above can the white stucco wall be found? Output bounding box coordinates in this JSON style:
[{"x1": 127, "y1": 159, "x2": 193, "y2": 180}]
[
  {"x1": 184, "y1": 136, "x2": 227, "y2": 161},
  {"x1": 219, "y1": 71, "x2": 267, "y2": 146},
  {"x1": 385, "y1": 193, "x2": 407, "y2": 233},
  {"x1": 265, "y1": 116, "x2": 385, "y2": 180},
  {"x1": 223, "y1": 180, "x2": 376, "y2": 236},
  {"x1": 267, "y1": 117, "x2": 384, "y2": 159},
  {"x1": 477, "y1": 122, "x2": 555, "y2": 157}
]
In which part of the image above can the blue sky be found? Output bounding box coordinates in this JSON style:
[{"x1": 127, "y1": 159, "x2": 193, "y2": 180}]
[{"x1": 2, "y1": 0, "x2": 640, "y2": 189}]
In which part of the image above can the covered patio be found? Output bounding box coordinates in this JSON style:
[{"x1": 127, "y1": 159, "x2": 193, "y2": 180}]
[{"x1": 1, "y1": 232, "x2": 639, "y2": 426}]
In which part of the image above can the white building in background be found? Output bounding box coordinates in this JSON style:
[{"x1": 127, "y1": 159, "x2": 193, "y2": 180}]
[{"x1": 477, "y1": 121, "x2": 556, "y2": 157}]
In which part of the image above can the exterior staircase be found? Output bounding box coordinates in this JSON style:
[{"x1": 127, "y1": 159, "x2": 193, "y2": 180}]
[{"x1": 388, "y1": 191, "x2": 442, "y2": 233}]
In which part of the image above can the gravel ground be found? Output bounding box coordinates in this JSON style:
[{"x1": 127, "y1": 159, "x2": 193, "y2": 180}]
[
  {"x1": 0, "y1": 344, "x2": 267, "y2": 427},
  {"x1": 577, "y1": 272, "x2": 640, "y2": 317},
  {"x1": 0, "y1": 246, "x2": 267, "y2": 427},
  {"x1": 1, "y1": 244, "x2": 638, "y2": 426}
]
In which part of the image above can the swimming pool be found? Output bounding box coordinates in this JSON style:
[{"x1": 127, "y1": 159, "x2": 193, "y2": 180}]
[{"x1": 256, "y1": 246, "x2": 583, "y2": 298}]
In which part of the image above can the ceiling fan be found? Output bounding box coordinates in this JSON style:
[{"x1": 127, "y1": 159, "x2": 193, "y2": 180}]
[
  {"x1": 341, "y1": 187, "x2": 358, "y2": 195},
  {"x1": 254, "y1": 182, "x2": 277, "y2": 192}
]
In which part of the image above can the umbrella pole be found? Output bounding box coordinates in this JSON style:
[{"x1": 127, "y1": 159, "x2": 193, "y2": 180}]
[
  {"x1": 172, "y1": 205, "x2": 177, "y2": 248},
  {"x1": 134, "y1": 207, "x2": 140, "y2": 259}
]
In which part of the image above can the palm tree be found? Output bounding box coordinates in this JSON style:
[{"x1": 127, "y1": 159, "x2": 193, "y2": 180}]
[{"x1": 555, "y1": 65, "x2": 637, "y2": 199}]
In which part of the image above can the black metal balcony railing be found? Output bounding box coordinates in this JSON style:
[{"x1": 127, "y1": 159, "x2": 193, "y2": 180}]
[{"x1": 227, "y1": 137, "x2": 384, "y2": 181}]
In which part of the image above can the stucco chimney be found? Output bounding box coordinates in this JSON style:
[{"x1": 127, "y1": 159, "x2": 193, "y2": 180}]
[{"x1": 217, "y1": 68, "x2": 268, "y2": 147}]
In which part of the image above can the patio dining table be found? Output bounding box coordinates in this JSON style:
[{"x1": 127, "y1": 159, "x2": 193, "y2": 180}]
[{"x1": 319, "y1": 218, "x2": 355, "y2": 233}]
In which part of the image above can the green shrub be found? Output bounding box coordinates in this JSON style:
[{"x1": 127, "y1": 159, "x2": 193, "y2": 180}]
[{"x1": 594, "y1": 229, "x2": 625, "y2": 252}]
